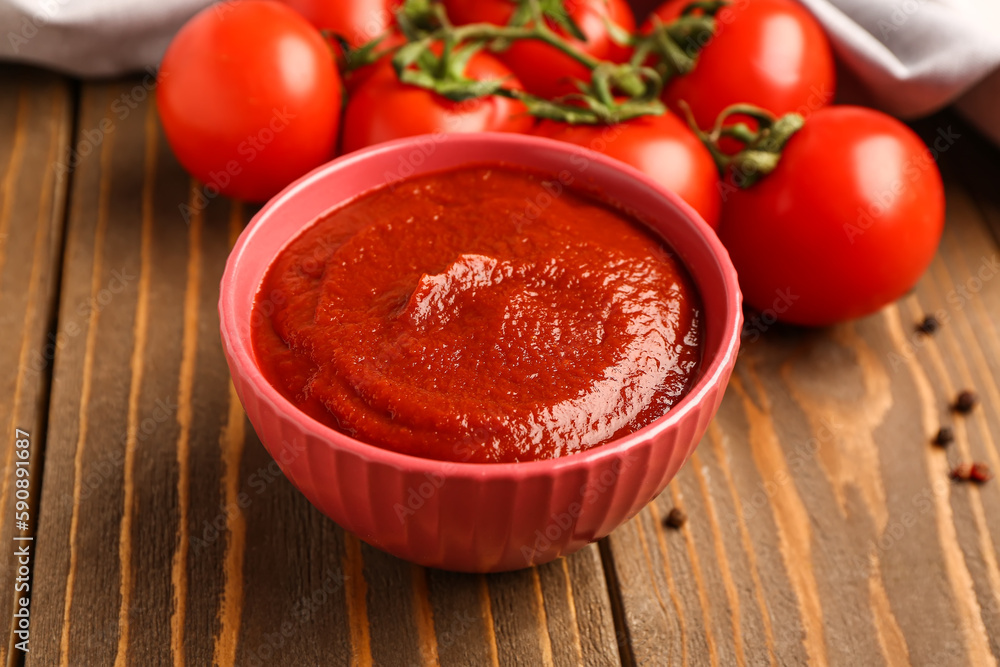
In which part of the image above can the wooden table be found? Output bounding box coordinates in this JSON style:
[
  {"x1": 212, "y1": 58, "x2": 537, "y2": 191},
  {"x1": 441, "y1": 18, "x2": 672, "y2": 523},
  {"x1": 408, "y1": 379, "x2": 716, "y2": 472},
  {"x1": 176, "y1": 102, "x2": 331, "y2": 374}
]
[{"x1": 2, "y1": 60, "x2": 1000, "y2": 667}]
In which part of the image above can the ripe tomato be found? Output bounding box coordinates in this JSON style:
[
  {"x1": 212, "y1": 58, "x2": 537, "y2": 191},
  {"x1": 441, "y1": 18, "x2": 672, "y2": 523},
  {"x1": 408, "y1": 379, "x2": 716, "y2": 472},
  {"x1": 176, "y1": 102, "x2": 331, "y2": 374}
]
[
  {"x1": 645, "y1": 0, "x2": 835, "y2": 131},
  {"x1": 341, "y1": 50, "x2": 533, "y2": 154},
  {"x1": 533, "y1": 114, "x2": 721, "y2": 229},
  {"x1": 717, "y1": 106, "x2": 945, "y2": 326},
  {"x1": 442, "y1": 0, "x2": 635, "y2": 98},
  {"x1": 283, "y1": 0, "x2": 402, "y2": 47},
  {"x1": 158, "y1": 1, "x2": 342, "y2": 202}
]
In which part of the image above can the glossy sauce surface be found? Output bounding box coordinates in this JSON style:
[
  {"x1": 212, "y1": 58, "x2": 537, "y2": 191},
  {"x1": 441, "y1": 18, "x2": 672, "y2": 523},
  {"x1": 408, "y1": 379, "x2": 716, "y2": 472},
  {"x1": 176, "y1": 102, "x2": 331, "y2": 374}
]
[{"x1": 252, "y1": 165, "x2": 702, "y2": 463}]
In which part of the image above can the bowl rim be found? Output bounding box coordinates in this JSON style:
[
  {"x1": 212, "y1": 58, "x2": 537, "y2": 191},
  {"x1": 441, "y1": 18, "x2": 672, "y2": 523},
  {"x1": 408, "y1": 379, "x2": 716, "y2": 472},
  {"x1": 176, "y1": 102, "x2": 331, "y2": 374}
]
[{"x1": 220, "y1": 132, "x2": 742, "y2": 477}]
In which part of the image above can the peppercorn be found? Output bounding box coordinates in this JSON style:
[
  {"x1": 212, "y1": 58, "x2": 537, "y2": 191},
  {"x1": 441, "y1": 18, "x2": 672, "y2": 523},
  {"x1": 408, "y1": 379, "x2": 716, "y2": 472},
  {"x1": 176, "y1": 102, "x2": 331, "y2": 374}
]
[
  {"x1": 951, "y1": 462, "x2": 993, "y2": 484},
  {"x1": 915, "y1": 315, "x2": 941, "y2": 335},
  {"x1": 971, "y1": 463, "x2": 993, "y2": 483},
  {"x1": 933, "y1": 426, "x2": 955, "y2": 447},
  {"x1": 664, "y1": 508, "x2": 687, "y2": 529},
  {"x1": 952, "y1": 390, "x2": 979, "y2": 414}
]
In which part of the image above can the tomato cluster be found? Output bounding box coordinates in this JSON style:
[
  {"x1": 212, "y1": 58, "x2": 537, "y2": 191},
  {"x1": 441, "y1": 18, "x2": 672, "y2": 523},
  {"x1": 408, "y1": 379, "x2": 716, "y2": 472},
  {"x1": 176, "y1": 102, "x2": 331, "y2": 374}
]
[{"x1": 157, "y1": 0, "x2": 945, "y2": 327}]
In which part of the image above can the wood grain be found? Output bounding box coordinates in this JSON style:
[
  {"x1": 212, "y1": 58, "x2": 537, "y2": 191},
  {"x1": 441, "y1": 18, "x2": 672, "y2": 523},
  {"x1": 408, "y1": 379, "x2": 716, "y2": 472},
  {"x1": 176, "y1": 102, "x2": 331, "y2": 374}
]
[
  {"x1": 21, "y1": 78, "x2": 621, "y2": 667},
  {"x1": 5, "y1": 68, "x2": 1000, "y2": 667},
  {"x1": 604, "y1": 116, "x2": 1000, "y2": 666},
  {"x1": 0, "y1": 66, "x2": 72, "y2": 666}
]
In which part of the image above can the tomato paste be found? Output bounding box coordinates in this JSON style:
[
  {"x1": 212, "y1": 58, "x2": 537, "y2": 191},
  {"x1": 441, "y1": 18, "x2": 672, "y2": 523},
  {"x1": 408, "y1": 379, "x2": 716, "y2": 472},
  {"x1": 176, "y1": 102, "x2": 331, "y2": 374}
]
[{"x1": 252, "y1": 165, "x2": 702, "y2": 463}]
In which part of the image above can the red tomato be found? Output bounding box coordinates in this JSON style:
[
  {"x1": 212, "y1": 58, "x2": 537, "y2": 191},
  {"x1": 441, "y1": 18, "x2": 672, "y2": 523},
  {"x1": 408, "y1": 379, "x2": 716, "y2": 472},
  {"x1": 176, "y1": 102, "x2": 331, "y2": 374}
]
[
  {"x1": 645, "y1": 0, "x2": 835, "y2": 130},
  {"x1": 284, "y1": 0, "x2": 402, "y2": 47},
  {"x1": 442, "y1": 0, "x2": 635, "y2": 98},
  {"x1": 158, "y1": 1, "x2": 342, "y2": 202},
  {"x1": 718, "y1": 107, "x2": 945, "y2": 326},
  {"x1": 341, "y1": 50, "x2": 533, "y2": 154},
  {"x1": 534, "y1": 114, "x2": 721, "y2": 229}
]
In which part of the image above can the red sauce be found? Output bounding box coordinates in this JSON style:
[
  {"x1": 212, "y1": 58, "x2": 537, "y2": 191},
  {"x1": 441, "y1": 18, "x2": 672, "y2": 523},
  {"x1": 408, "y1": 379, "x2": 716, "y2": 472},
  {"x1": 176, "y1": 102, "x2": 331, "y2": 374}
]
[{"x1": 252, "y1": 165, "x2": 702, "y2": 463}]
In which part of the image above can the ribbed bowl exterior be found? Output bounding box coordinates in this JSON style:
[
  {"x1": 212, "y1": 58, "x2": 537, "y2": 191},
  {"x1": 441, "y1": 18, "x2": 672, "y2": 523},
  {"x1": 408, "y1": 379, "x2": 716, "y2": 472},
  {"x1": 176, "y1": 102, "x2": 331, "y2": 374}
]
[{"x1": 220, "y1": 134, "x2": 742, "y2": 572}]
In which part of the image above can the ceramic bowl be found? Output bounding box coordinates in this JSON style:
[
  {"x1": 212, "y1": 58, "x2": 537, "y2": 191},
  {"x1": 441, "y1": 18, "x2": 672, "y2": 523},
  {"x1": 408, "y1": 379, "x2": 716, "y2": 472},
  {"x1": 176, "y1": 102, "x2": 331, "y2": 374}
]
[{"x1": 219, "y1": 133, "x2": 741, "y2": 572}]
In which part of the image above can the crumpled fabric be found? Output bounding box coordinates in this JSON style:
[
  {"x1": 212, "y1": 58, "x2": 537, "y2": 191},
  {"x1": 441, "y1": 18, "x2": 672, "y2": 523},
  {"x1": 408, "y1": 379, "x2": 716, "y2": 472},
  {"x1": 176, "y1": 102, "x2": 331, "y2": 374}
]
[
  {"x1": 1, "y1": 0, "x2": 998, "y2": 141},
  {"x1": 797, "y1": 0, "x2": 1000, "y2": 143},
  {"x1": 1, "y1": 0, "x2": 211, "y2": 77}
]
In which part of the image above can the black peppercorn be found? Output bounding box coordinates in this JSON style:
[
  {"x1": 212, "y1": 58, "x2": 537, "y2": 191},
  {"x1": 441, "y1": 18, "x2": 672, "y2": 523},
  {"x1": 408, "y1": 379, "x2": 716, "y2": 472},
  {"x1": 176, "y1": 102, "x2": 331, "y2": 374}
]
[
  {"x1": 915, "y1": 315, "x2": 941, "y2": 335},
  {"x1": 933, "y1": 426, "x2": 955, "y2": 447},
  {"x1": 952, "y1": 390, "x2": 979, "y2": 414},
  {"x1": 664, "y1": 508, "x2": 687, "y2": 529}
]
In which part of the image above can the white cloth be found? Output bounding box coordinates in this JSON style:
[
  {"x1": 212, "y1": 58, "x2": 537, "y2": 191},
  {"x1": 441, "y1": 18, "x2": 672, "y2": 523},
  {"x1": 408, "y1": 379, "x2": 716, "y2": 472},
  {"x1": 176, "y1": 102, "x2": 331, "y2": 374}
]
[
  {"x1": 1, "y1": 0, "x2": 211, "y2": 77},
  {"x1": 1, "y1": 0, "x2": 998, "y2": 140},
  {"x1": 798, "y1": 0, "x2": 1000, "y2": 143}
]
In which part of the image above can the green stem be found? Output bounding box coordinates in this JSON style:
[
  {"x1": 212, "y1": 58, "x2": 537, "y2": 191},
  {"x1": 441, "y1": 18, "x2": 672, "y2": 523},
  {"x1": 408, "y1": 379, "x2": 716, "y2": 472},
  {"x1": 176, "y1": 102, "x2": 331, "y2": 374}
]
[
  {"x1": 632, "y1": 1, "x2": 728, "y2": 83},
  {"x1": 438, "y1": 23, "x2": 600, "y2": 70},
  {"x1": 497, "y1": 88, "x2": 665, "y2": 124},
  {"x1": 385, "y1": 0, "x2": 668, "y2": 124},
  {"x1": 679, "y1": 101, "x2": 805, "y2": 187}
]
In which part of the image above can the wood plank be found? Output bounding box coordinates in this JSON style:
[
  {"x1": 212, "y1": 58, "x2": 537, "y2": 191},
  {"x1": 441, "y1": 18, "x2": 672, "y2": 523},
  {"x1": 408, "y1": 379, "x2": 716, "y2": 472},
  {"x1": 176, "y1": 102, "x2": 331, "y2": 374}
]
[
  {"x1": 607, "y1": 115, "x2": 1000, "y2": 665},
  {"x1": 0, "y1": 66, "x2": 73, "y2": 665},
  {"x1": 19, "y1": 63, "x2": 1000, "y2": 666},
  {"x1": 26, "y1": 76, "x2": 622, "y2": 666}
]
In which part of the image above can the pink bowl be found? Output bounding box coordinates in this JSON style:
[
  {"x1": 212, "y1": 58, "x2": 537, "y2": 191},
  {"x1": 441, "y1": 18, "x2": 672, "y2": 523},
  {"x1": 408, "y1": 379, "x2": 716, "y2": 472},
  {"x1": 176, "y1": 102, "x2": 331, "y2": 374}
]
[{"x1": 220, "y1": 133, "x2": 741, "y2": 572}]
